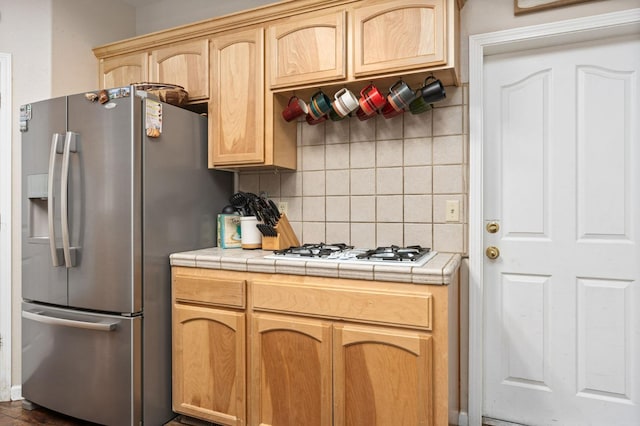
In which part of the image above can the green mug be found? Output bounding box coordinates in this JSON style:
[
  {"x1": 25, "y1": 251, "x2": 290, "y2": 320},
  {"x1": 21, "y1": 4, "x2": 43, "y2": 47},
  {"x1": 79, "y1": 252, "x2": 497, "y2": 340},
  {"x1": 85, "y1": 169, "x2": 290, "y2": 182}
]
[{"x1": 409, "y1": 90, "x2": 433, "y2": 115}]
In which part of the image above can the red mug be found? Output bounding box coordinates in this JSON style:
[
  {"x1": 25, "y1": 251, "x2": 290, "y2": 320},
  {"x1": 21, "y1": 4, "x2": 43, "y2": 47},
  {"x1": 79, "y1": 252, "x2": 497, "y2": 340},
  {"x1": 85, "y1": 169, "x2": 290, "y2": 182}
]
[
  {"x1": 359, "y1": 83, "x2": 387, "y2": 115},
  {"x1": 381, "y1": 102, "x2": 404, "y2": 119},
  {"x1": 355, "y1": 106, "x2": 376, "y2": 121},
  {"x1": 282, "y1": 96, "x2": 309, "y2": 122},
  {"x1": 305, "y1": 113, "x2": 327, "y2": 125}
]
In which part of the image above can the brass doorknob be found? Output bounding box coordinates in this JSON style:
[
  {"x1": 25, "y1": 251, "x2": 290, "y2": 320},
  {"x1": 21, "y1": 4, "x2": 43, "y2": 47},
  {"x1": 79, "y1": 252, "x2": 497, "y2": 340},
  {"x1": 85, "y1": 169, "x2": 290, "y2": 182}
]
[
  {"x1": 486, "y1": 246, "x2": 500, "y2": 259},
  {"x1": 486, "y1": 222, "x2": 500, "y2": 233}
]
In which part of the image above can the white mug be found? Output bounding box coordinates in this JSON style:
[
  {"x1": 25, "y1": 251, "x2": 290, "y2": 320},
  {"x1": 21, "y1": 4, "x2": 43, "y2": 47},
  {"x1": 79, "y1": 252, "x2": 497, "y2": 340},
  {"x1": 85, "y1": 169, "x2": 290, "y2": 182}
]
[
  {"x1": 240, "y1": 216, "x2": 262, "y2": 249},
  {"x1": 333, "y1": 88, "x2": 359, "y2": 117}
]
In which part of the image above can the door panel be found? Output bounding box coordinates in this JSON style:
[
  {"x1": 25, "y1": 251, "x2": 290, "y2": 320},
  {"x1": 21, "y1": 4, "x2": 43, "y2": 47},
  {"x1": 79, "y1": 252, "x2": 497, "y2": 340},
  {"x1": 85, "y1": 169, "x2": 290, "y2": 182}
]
[
  {"x1": 21, "y1": 97, "x2": 68, "y2": 306},
  {"x1": 21, "y1": 302, "x2": 140, "y2": 425},
  {"x1": 66, "y1": 93, "x2": 139, "y2": 314},
  {"x1": 483, "y1": 35, "x2": 640, "y2": 425}
]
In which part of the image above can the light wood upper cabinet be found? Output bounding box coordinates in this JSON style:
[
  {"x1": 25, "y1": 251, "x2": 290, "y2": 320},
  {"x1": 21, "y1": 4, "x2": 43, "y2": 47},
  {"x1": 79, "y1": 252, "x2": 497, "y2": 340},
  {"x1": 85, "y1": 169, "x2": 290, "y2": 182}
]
[
  {"x1": 250, "y1": 313, "x2": 332, "y2": 426},
  {"x1": 333, "y1": 324, "x2": 433, "y2": 426},
  {"x1": 150, "y1": 39, "x2": 209, "y2": 101},
  {"x1": 267, "y1": 10, "x2": 346, "y2": 89},
  {"x1": 210, "y1": 28, "x2": 265, "y2": 167},
  {"x1": 99, "y1": 52, "x2": 148, "y2": 89},
  {"x1": 352, "y1": 0, "x2": 446, "y2": 77}
]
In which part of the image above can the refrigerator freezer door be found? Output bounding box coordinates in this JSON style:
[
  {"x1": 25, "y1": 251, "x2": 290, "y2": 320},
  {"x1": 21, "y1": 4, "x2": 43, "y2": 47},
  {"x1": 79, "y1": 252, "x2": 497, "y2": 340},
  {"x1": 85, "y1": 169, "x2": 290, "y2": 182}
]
[
  {"x1": 22, "y1": 97, "x2": 68, "y2": 306},
  {"x1": 21, "y1": 302, "x2": 141, "y2": 425},
  {"x1": 65, "y1": 93, "x2": 141, "y2": 314}
]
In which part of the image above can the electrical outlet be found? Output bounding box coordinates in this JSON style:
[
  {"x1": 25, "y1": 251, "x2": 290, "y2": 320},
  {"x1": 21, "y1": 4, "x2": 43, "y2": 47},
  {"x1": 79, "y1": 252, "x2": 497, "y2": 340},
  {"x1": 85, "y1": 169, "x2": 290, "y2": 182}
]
[
  {"x1": 278, "y1": 201, "x2": 288, "y2": 216},
  {"x1": 445, "y1": 200, "x2": 460, "y2": 222}
]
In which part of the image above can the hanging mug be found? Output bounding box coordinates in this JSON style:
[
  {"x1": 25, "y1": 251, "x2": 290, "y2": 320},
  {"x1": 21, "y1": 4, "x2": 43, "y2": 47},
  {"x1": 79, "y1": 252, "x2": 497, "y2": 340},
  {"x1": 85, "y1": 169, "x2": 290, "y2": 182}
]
[
  {"x1": 418, "y1": 76, "x2": 446, "y2": 104},
  {"x1": 387, "y1": 80, "x2": 416, "y2": 112},
  {"x1": 308, "y1": 90, "x2": 332, "y2": 119},
  {"x1": 359, "y1": 83, "x2": 387, "y2": 115},
  {"x1": 282, "y1": 96, "x2": 309, "y2": 122}
]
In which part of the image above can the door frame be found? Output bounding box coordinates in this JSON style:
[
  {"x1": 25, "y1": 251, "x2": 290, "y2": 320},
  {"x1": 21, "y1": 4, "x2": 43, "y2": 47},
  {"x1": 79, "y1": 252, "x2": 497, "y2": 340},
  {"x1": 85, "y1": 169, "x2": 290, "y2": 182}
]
[
  {"x1": 0, "y1": 52, "x2": 12, "y2": 402},
  {"x1": 468, "y1": 9, "x2": 640, "y2": 426}
]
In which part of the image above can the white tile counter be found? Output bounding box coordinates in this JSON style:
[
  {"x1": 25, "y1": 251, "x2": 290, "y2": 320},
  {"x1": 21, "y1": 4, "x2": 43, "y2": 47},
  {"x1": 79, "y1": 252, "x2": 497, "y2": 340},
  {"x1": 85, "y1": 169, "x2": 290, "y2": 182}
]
[{"x1": 170, "y1": 247, "x2": 461, "y2": 285}]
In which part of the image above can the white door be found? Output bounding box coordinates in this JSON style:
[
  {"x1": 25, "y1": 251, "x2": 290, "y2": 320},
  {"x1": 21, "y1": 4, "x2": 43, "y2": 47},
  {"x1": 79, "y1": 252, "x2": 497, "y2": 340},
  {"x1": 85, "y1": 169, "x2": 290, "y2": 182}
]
[{"x1": 483, "y1": 35, "x2": 640, "y2": 425}]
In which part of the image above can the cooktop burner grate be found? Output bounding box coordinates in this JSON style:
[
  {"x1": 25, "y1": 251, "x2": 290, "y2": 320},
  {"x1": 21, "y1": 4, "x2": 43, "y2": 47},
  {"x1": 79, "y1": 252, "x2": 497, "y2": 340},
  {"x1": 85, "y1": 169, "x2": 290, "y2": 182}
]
[
  {"x1": 273, "y1": 243, "x2": 353, "y2": 258},
  {"x1": 355, "y1": 245, "x2": 430, "y2": 262},
  {"x1": 270, "y1": 243, "x2": 433, "y2": 264}
]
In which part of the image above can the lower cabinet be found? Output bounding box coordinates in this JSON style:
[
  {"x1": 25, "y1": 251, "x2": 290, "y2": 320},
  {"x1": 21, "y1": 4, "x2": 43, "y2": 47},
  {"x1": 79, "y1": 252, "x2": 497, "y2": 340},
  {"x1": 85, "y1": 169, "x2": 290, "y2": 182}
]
[
  {"x1": 252, "y1": 313, "x2": 434, "y2": 426},
  {"x1": 171, "y1": 267, "x2": 458, "y2": 426},
  {"x1": 333, "y1": 324, "x2": 433, "y2": 426},
  {"x1": 251, "y1": 313, "x2": 332, "y2": 426},
  {"x1": 172, "y1": 268, "x2": 246, "y2": 425}
]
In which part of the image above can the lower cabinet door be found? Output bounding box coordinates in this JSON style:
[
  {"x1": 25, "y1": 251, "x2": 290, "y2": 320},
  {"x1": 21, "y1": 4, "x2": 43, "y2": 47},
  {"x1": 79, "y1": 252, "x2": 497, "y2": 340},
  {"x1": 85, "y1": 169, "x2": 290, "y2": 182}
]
[
  {"x1": 333, "y1": 324, "x2": 434, "y2": 426},
  {"x1": 172, "y1": 303, "x2": 245, "y2": 426},
  {"x1": 251, "y1": 313, "x2": 332, "y2": 426}
]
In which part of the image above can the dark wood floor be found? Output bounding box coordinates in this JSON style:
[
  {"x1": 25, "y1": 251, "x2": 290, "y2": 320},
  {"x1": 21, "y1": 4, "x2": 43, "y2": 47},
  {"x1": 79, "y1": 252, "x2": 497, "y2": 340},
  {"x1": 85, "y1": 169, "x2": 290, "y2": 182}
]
[{"x1": 0, "y1": 401, "x2": 190, "y2": 425}]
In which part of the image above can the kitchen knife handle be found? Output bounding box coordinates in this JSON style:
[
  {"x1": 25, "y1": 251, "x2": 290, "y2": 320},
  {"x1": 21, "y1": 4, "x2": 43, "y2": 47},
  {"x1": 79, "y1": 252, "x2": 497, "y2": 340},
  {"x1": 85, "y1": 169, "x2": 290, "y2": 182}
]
[
  {"x1": 47, "y1": 133, "x2": 64, "y2": 267},
  {"x1": 22, "y1": 310, "x2": 117, "y2": 331},
  {"x1": 61, "y1": 131, "x2": 77, "y2": 268}
]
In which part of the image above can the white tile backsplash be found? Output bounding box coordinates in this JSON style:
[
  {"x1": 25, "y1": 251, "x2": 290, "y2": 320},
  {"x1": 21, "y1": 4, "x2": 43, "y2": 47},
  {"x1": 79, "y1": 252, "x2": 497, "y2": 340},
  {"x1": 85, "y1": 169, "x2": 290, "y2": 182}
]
[
  {"x1": 351, "y1": 196, "x2": 376, "y2": 222},
  {"x1": 326, "y1": 170, "x2": 350, "y2": 196},
  {"x1": 350, "y1": 141, "x2": 376, "y2": 168},
  {"x1": 403, "y1": 138, "x2": 432, "y2": 166},
  {"x1": 238, "y1": 84, "x2": 468, "y2": 253},
  {"x1": 350, "y1": 168, "x2": 376, "y2": 195},
  {"x1": 377, "y1": 195, "x2": 404, "y2": 223},
  {"x1": 376, "y1": 140, "x2": 403, "y2": 167},
  {"x1": 325, "y1": 143, "x2": 350, "y2": 170},
  {"x1": 301, "y1": 145, "x2": 325, "y2": 171},
  {"x1": 376, "y1": 167, "x2": 403, "y2": 195},
  {"x1": 376, "y1": 114, "x2": 403, "y2": 140}
]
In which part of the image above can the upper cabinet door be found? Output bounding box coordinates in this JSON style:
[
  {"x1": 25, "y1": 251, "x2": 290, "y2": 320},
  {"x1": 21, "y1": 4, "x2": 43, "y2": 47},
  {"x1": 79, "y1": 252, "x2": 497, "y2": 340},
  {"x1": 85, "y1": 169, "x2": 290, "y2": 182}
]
[
  {"x1": 99, "y1": 52, "x2": 148, "y2": 89},
  {"x1": 210, "y1": 28, "x2": 265, "y2": 167},
  {"x1": 267, "y1": 11, "x2": 346, "y2": 89},
  {"x1": 150, "y1": 39, "x2": 209, "y2": 101},
  {"x1": 352, "y1": 0, "x2": 446, "y2": 77}
]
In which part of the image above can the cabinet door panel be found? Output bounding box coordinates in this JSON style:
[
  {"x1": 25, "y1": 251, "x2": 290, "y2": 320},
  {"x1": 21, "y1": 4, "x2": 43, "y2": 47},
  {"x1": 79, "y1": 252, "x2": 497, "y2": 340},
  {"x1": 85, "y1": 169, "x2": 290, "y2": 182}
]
[
  {"x1": 210, "y1": 28, "x2": 264, "y2": 166},
  {"x1": 173, "y1": 304, "x2": 245, "y2": 425},
  {"x1": 268, "y1": 11, "x2": 346, "y2": 88},
  {"x1": 334, "y1": 324, "x2": 433, "y2": 426},
  {"x1": 251, "y1": 313, "x2": 332, "y2": 426},
  {"x1": 353, "y1": 0, "x2": 445, "y2": 77},
  {"x1": 150, "y1": 39, "x2": 209, "y2": 101},
  {"x1": 99, "y1": 52, "x2": 148, "y2": 89}
]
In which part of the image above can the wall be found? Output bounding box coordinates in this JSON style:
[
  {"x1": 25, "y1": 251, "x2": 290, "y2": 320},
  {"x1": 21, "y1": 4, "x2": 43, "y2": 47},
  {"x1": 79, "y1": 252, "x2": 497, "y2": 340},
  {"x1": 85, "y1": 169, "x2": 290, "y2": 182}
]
[
  {"x1": 1, "y1": 0, "x2": 136, "y2": 392},
  {"x1": 133, "y1": 0, "x2": 276, "y2": 35}
]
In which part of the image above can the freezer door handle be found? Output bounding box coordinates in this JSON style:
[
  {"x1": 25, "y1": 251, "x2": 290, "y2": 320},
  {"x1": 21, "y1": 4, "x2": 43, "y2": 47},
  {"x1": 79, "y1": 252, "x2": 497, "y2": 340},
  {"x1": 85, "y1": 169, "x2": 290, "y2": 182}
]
[
  {"x1": 47, "y1": 133, "x2": 64, "y2": 267},
  {"x1": 22, "y1": 310, "x2": 117, "y2": 331},
  {"x1": 60, "y1": 131, "x2": 78, "y2": 268}
]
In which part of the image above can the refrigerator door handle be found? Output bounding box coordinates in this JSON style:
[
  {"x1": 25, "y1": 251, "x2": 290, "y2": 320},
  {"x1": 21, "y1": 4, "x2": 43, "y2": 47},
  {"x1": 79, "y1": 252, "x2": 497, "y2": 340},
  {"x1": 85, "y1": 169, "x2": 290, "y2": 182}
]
[
  {"x1": 47, "y1": 133, "x2": 64, "y2": 266},
  {"x1": 61, "y1": 131, "x2": 78, "y2": 268},
  {"x1": 22, "y1": 310, "x2": 117, "y2": 331}
]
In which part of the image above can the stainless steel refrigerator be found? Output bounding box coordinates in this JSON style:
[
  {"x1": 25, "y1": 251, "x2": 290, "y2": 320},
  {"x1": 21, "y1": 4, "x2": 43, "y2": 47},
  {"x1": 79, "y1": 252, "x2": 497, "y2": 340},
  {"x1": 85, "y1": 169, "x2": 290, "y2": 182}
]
[{"x1": 20, "y1": 88, "x2": 232, "y2": 425}]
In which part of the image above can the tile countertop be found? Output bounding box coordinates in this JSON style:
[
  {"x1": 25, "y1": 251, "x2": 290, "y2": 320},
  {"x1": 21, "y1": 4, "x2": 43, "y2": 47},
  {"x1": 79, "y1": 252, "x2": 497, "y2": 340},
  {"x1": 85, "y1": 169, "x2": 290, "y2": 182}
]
[{"x1": 170, "y1": 248, "x2": 461, "y2": 285}]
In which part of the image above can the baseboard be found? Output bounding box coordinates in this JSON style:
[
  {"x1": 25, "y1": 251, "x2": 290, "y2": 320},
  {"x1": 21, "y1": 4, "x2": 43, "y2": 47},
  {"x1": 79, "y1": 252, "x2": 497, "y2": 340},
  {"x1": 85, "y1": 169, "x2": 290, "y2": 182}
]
[
  {"x1": 10, "y1": 385, "x2": 22, "y2": 401},
  {"x1": 458, "y1": 411, "x2": 469, "y2": 426}
]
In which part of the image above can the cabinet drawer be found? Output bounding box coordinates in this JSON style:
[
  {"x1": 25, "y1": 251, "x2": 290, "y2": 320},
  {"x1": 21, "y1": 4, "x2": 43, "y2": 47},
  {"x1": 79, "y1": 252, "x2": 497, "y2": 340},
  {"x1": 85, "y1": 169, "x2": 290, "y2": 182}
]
[
  {"x1": 173, "y1": 267, "x2": 245, "y2": 308},
  {"x1": 251, "y1": 280, "x2": 432, "y2": 329}
]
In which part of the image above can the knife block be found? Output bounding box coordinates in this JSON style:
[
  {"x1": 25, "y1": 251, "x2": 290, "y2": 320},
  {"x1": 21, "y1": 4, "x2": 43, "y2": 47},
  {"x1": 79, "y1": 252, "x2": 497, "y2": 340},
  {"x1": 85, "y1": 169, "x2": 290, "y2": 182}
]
[{"x1": 261, "y1": 214, "x2": 300, "y2": 250}]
